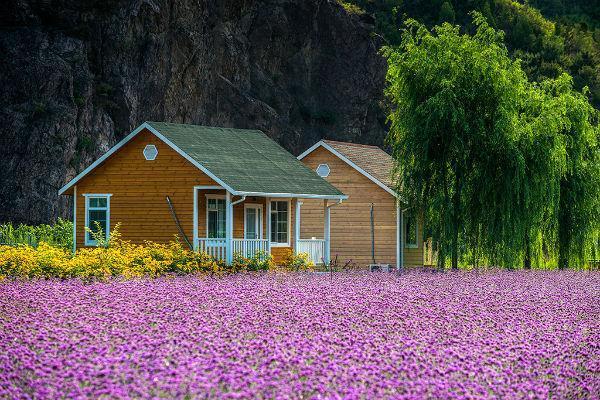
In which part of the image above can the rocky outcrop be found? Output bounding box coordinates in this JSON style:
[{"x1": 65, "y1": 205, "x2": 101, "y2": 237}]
[{"x1": 0, "y1": 0, "x2": 386, "y2": 224}]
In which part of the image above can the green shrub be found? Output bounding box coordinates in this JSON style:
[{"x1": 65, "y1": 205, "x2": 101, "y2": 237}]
[{"x1": 0, "y1": 219, "x2": 73, "y2": 249}]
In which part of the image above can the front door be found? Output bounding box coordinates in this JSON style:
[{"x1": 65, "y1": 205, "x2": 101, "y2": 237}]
[{"x1": 245, "y1": 205, "x2": 263, "y2": 239}]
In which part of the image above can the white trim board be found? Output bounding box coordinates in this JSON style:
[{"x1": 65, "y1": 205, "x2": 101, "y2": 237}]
[{"x1": 298, "y1": 140, "x2": 399, "y2": 199}]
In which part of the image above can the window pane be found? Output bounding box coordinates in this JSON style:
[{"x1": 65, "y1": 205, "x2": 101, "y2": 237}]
[
  {"x1": 89, "y1": 197, "x2": 107, "y2": 208},
  {"x1": 208, "y1": 199, "x2": 216, "y2": 210},
  {"x1": 207, "y1": 198, "x2": 226, "y2": 238},
  {"x1": 270, "y1": 213, "x2": 277, "y2": 243},
  {"x1": 87, "y1": 209, "x2": 107, "y2": 241},
  {"x1": 405, "y1": 216, "x2": 417, "y2": 246},
  {"x1": 208, "y1": 211, "x2": 218, "y2": 238},
  {"x1": 270, "y1": 201, "x2": 288, "y2": 243},
  {"x1": 246, "y1": 209, "x2": 257, "y2": 239},
  {"x1": 217, "y1": 209, "x2": 226, "y2": 238}
]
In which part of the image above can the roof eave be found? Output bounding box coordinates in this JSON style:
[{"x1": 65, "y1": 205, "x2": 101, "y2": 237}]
[{"x1": 234, "y1": 191, "x2": 348, "y2": 200}]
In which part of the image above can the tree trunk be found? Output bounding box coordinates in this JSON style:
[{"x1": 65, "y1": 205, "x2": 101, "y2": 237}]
[
  {"x1": 451, "y1": 169, "x2": 462, "y2": 270},
  {"x1": 437, "y1": 242, "x2": 446, "y2": 270},
  {"x1": 451, "y1": 224, "x2": 459, "y2": 270},
  {"x1": 558, "y1": 242, "x2": 569, "y2": 270},
  {"x1": 557, "y1": 179, "x2": 570, "y2": 270},
  {"x1": 523, "y1": 230, "x2": 531, "y2": 269}
]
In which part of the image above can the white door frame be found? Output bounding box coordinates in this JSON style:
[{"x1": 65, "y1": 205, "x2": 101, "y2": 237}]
[{"x1": 244, "y1": 204, "x2": 263, "y2": 239}]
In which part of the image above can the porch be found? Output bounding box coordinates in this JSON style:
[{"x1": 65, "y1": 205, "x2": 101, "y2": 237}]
[{"x1": 192, "y1": 185, "x2": 336, "y2": 265}]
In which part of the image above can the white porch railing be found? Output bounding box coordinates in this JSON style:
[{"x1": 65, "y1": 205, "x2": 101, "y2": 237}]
[
  {"x1": 297, "y1": 239, "x2": 326, "y2": 265},
  {"x1": 196, "y1": 238, "x2": 227, "y2": 261},
  {"x1": 232, "y1": 239, "x2": 269, "y2": 259},
  {"x1": 196, "y1": 238, "x2": 270, "y2": 261}
]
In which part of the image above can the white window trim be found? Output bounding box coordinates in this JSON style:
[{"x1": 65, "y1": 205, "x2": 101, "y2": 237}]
[
  {"x1": 405, "y1": 215, "x2": 418, "y2": 249},
  {"x1": 205, "y1": 194, "x2": 226, "y2": 239},
  {"x1": 269, "y1": 199, "x2": 291, "y2": 247},
  {"x1": 244, "y1": 203, "x2": 263, "y2": 240},
  {"x1": 83, "y1": 194, "x2": 112, "y2": 246}
]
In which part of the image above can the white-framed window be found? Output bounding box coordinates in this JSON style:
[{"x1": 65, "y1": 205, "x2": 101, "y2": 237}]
[
  {"x1": 206, "y1": 195, "x2": 226, "y2": 238},
  {"x1": 316, "y1": 163, "x2": 330, "y2": 177},
  {"x1": 244, "y1": 204, "x2": 263, "y2": 239},
  {"x1": 270, "y1": 200, "x2": 290, "y2": 246},
  {"x1": 84, "y1": 194, "x2": 111, "y2": 246},
  {"x1": 143, "y1": 144, "x2": 158, "y2": 160},
  {"x1": 405, "y1": 214, "x2": 418, "y2": 248}
]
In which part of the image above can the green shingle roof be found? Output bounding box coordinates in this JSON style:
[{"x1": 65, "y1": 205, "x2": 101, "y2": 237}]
[{"x1": 146, "y1": 122, "x2": 345, "y2": 198}]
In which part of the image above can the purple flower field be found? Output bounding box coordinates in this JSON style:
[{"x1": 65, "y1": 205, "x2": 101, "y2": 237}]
[{"x1": 1, "y1": 271, "x2": 598, "y2": 399}]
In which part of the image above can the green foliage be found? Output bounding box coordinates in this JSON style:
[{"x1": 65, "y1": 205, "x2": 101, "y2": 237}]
[
  {"x1": 280, "y1": 249, "x2": 315, "y2": 271},
  {"x1": 232, "y1": 251, "x2": 275, "y2": 272},
  {"x1": 383, "y1": 13, "x2": 600, "y2": 269},
  {"x1": 0, "y1": 219, "x2": 73, "y2": 250},
  {"x1": 438, "y1": 2, "x2": 456, "y2": 24},
  {"x1": 342, "y1": 0, "x2": 600, "y2": 109},
  {"x1": 548, "y1": 80, "x2": 600, "y2": 268},
  {"x1": 338, "y1": 1, "x2": 365, "y2": 15}
]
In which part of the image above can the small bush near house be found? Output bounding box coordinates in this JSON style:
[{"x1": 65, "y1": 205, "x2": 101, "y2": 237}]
[
  {"x1": 232, "y1": 251, "x2": 275, "y2": 272},
  {"x1": 0, "y1": 219, "x2": 73, "y2": 249},
  {"x1": 280, "y1": 248, "x2": 315, "y2": 271}
]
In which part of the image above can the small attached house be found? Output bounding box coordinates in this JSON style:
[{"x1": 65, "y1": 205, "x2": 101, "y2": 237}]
[
  {"x1": 59, "y1": 122, "x2": 347, "y2": 265},
  {"x1": 298, "y1": 140, "x2": 425, "y2": 268}
]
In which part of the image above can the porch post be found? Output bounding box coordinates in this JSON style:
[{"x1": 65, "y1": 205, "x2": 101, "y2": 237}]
[
  {"x1": 324, "y1": 199, "x2": 331, "y2": 264},
  {"x1": 295, "y1": 200, "x2": 302, "y2": 254},
  {"x1": 226, "y1": 191, "x2": 233, "y2": 264},
  {"x1": 397, "y1": 204, "x2": 403, "y2": 271},
  {"x1": 396, "y1": 205, "x2": 404, "y2": 271},
  {"x1": 72, "y1": 185, "x2": 77, "y2": 254},
  {"x1": 193, "y1": 187, "x2": 198, "y2": 251},
  {"x1": 266, "y1": 197, "x2": 271, "y2": 254}
]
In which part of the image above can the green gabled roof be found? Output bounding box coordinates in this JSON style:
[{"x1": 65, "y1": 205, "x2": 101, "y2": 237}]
[{"x1": 146, "y1": 122, "x2": 345, "y2": 198}]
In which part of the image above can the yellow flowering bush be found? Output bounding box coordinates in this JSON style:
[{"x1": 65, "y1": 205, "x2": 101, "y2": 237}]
[
  {"x1": 0, "y1": 227, "x2": 227, "y2": 281},
  {"x1": 279, "y1": 249, "x2": 315, "y2": 272}
]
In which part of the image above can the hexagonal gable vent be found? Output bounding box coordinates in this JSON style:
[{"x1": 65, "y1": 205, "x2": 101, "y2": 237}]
[
  {"x1": 143, "y1": 144, "x2": 158, "y2": 160},
  {"x1": 316, "y1": 163, "x2": 330, "y2": 177}
]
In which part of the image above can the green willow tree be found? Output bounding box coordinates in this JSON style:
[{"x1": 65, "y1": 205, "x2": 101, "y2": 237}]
[
  {"x1": 547, "y1": 78, "x2": 600, "y2": 268},
  {"x1": 383, "y1": 13, "x2": 535, "y2": 269},
  {"x1": 382, "y1": 13, "x2": 598, "y2": 269}
]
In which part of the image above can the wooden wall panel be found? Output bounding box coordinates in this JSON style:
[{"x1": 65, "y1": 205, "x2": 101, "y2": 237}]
[
  {"x1": 75, "y1": 129, "x2": 217, "y2": 248},
  {"x1": 300, "y1": 146, "x2": 424, "y2": 267}
]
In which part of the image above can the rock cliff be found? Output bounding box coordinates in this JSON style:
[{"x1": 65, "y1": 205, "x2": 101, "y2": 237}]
[{"x1": 0, "y1": 0, "x2": 386, "y2": 224}]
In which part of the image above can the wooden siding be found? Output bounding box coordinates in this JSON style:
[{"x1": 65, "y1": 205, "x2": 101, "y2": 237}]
[
  {"x1": 75, "y1": 129, "x2": 217, "y2": 247},
  {"x1": 300, "y1": 146, "x2": 424, "y2": 267},
  {"x1": 73, "y1": 130, "x2": 294, "y2": 263}
]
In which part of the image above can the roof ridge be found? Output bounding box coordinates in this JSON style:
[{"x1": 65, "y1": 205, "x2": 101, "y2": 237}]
[
  {"x1": 146, "y1": 121, "x2": 263, "y2": 133},
  {"x1": 322, "y1": 139, "x2": 382, "y2": 149}
]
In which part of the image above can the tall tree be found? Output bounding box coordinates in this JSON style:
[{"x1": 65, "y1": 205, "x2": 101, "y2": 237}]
[
  {"x1": 547, "y1": 77, "x2": 600, "y2": 268},
  {"x1": 384, "y1": 12, "x2": 599, "y2": 269},
  {"x1": 383, "y1": 14, "x2": 532, "y2": 269}
]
